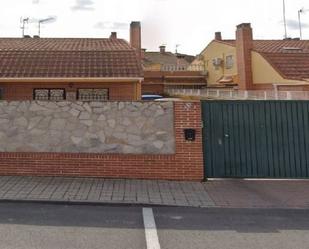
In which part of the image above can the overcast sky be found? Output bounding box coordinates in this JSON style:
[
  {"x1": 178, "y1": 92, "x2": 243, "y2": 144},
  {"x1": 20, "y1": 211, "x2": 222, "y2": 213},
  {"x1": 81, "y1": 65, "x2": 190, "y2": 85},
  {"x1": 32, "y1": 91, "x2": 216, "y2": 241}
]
[{"x1": 1, "y1": 0, "x2": 308, "y2": 55}]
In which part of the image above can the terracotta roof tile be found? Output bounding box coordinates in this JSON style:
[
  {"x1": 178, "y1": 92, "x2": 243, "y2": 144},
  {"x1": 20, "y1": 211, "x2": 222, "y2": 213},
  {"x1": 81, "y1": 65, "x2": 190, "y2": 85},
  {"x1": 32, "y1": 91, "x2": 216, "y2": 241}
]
[
  {"x1": 143, "y1": 52, "x2": 191, "y2": 68},
  {"x1": 0, "y1": 38, "x2": 133, "y2": 51},
  {"x1": 260, "y1": 52, "x2": 309, "y2": 80},
  {"x1": 0, "y1": 38, "x2": 143, "y2": 78},
  {"x1": 218, "y1": 39, "x2": 309, "y2": 80},
  {"x1": 219, "y1": 39, "x2": 309, "y2": 52}
]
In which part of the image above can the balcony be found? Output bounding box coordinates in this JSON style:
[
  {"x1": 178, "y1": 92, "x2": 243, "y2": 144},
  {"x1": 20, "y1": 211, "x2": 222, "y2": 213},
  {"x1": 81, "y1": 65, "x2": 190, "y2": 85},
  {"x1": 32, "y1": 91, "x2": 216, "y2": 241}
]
[{"x1": 160, "y1": 64, "x2": 206, "y2": 72}]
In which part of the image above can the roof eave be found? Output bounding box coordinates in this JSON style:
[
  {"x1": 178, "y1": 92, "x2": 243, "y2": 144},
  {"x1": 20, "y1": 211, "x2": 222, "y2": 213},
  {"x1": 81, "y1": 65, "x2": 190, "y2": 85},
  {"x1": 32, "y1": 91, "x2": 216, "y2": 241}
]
[
  {"x1": 0, "y1": 77, "x2": 144, "y2": 83},
  {"x1": 214, "y1": 40, "x2": 236, "y2": 47}
]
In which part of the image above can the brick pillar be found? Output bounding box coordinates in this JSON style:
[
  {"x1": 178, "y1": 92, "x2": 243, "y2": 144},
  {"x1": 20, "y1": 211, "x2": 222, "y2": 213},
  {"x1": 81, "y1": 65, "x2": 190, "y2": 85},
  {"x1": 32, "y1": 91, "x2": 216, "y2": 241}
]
[
  {"x1": 236, "y1": 23, "x2": 253, "y2": 90},
  {"x1": 130, "y1": 21, "x2": 141, "y2": 59}
]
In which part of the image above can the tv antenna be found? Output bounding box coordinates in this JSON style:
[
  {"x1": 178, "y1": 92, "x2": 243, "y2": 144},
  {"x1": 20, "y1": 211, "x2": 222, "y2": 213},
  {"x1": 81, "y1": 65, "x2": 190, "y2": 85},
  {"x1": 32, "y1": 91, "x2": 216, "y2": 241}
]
[
  {"x1": 20, "y1": 17, "x2": 29, "y2": 37},
  {"x1": 298, "y1": 8, "x2": 309, "y2": 40},
  {"x1": 175, "y1": 44, "x2": 180, "y2": 54},
  {"x1": 282, "y1": 0, "x2": 288, "y2": 39},
  {"x1": 38, "y1": 17, "x2": 56, "y2": 37}
]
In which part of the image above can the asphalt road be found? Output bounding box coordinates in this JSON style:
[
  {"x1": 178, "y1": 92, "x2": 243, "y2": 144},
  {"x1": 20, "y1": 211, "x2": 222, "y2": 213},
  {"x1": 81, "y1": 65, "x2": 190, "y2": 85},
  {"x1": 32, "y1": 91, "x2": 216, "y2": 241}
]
[{"x1": 0, "y1": 202, "x2": 308, "y2": 249}]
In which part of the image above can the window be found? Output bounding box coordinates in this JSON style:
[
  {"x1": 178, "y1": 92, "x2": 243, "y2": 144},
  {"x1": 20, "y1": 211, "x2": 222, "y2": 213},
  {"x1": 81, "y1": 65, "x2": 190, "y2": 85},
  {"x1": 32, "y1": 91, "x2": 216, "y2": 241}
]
[
  {"x1": 33, "y1": 89, "x2": 65, "y2": 101},
  {"x1": 225, "y1": 55, "x2": 234, "y2": 69},
  {"x1": 78, "y1": 89, "x2": 109, "y2": 101}
]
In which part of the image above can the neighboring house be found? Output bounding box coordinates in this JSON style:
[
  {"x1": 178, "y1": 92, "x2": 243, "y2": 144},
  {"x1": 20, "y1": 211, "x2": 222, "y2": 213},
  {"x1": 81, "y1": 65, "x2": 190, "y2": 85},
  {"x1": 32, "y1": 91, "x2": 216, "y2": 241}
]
[
  {"x1": 191, "y1": 23, "x2": 309, "y2": 90},
  {"x1": 142, "y1": 46, "x2": 207, "y2": 95},
  {"x1": 0, "y1": 22, "x2": 143, "y2": 101},
  {"x1": 143, "y1": 45, "x2": 195, "y2": 71}
]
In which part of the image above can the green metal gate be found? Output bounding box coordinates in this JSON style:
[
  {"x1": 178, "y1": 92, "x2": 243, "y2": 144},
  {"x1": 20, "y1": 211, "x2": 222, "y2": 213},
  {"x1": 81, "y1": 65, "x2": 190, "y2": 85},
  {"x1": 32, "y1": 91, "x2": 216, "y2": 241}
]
[{"x1": 202, "y1": 101, "x2": 309, "y2": 178}]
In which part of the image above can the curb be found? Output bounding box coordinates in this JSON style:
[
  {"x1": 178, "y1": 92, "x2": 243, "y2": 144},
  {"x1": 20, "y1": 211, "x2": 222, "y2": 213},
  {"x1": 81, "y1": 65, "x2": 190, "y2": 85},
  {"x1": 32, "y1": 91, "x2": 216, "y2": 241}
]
[
  {"x1": 0, "y1": 199, "x2": 307, "y2": 210},
  {"x1": 0, "y1": 198, "x2": 215, "y2": 208}
]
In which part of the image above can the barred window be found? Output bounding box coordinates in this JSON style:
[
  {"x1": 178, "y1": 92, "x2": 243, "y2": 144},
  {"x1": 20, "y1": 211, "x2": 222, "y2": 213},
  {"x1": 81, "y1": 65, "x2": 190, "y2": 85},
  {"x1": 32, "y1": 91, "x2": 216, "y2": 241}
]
[
  {"x1": 33, "y1": 89, "x2": 65, "y2": 101},
  {"x1": 78, "y1": 89, "x2": 109, "y2": 101}
]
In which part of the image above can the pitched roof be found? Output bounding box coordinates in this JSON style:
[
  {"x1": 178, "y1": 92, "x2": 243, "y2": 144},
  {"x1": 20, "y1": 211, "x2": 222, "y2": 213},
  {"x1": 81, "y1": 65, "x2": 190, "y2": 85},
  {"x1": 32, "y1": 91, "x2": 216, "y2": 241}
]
[
  {"x1": 176, "y1": 53, "x2": 196, "y2": 64},
  {"x1": 143, "y1": 51, "x2": 192, "y2": 69},
  {"x1": 217, "y1": 39, "x2": 309, "y2": 80},
  {"x1": 220, "y1": 39, "x2": 309, "y2": 53},
  {"x1": 260, "y1": 52, "x2": 309, "y2": 80},
  {"x1": 0, "y1": 38, "x2": 143, "y2": 78}
]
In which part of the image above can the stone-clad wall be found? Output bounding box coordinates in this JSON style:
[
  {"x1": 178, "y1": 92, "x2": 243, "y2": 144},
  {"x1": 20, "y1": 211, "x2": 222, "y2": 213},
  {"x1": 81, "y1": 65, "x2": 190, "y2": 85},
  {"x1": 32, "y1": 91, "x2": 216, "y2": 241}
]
[
  {"x1": 0, "y1": 102, "x2": 203, "y2": 181},
  {"x1": 0, "y1": 101, "x2": 175, "y2": 154}
]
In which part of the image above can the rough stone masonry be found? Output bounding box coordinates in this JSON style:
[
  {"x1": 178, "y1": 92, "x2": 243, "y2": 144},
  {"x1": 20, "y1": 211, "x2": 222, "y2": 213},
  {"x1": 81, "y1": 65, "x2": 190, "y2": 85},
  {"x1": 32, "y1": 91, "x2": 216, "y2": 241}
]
[{"x1": 0, "y1": 101, "x2": 175, "y2": 154}]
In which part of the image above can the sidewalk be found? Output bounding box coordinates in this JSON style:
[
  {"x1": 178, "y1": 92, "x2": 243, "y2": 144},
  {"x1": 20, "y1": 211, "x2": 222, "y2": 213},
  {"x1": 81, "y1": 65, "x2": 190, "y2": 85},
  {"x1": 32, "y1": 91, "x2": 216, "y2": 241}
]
[
  {"x1": 0, "y1": 176, "x2": 308, "y2": 209},
  {"x1": 205, "y1": 179, "x2": 309, "y2": 209},
  {"x1": 0, "y1": 176, "x2": 215, "y2": 207}
]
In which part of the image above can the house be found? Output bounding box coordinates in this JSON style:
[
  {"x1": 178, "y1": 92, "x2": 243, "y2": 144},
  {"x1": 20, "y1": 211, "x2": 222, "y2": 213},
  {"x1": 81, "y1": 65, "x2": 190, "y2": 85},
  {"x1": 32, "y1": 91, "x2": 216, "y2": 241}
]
[
  {"x1": 143, "y1": 45, "x2": 195, "y2": 71},
  {"x1": 0, "y1": 22, "x2": 143, "y2": 101},
  {"x1": 142, "y1": 46, "x2": 207, "y2": 95},
  {"x1": 190, "y1": 23, "x2": 309, "y2": 91}
]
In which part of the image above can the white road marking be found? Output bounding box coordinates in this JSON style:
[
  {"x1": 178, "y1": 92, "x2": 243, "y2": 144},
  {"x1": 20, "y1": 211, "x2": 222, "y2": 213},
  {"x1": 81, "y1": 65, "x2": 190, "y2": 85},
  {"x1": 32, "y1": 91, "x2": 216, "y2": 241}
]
[{"x1": 142, "y1": 208, "x2": 161, "y2": 249}]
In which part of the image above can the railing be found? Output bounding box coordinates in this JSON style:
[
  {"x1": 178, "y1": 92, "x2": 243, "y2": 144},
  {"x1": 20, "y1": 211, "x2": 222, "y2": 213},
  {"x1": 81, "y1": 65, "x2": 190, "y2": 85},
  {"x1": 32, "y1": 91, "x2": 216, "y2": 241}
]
[
  {"x1": 165, "y1": 88, "x2": 309, "y2": 100},
  {"x1": 161, "y1": 64, "x2": 205, "y2": 72}
]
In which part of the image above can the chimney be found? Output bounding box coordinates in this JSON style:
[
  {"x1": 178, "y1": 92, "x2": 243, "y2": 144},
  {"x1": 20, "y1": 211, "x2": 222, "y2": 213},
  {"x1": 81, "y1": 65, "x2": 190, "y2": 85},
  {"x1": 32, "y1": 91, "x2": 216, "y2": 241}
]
[
  {"x1": 110, "y1": 32, "x2": 117, "y2": 39},
  {"x1": 215, "y1": 32, "x2": 222, "y2": 40},
  {"x1": 159, "y1": 45, "x2": 166, "y2": 53},
  {"x1": 130, "y1": 21, "x2": 141, "y2": 59},
  {"x1": 236, "y1": 23, "x2": 253, "y2": 90}
]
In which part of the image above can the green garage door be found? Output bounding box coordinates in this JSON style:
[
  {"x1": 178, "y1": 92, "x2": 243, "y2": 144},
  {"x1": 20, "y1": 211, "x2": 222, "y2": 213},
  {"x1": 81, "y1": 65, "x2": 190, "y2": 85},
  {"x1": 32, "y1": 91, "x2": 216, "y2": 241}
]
[{"x1": 202, "y1": 101, "x2": 309, "y2": 178}]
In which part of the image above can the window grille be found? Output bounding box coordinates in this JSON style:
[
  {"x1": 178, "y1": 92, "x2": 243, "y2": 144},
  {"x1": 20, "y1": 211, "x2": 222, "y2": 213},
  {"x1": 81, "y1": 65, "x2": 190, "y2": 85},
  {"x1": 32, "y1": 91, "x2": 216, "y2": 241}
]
[
  {"x1": 78, "y1": 89, "x2": 109, "y2": 101},
  {"x1": 33, "y1": 89, "x2": 65, "y2": 101}
]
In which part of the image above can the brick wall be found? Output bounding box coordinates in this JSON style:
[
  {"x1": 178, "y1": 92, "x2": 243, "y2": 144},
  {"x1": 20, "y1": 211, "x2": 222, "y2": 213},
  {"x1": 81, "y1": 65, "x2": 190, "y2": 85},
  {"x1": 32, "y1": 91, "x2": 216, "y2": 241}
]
[
  {"x1": 1, "y1": 82, "x2": 139, "y2": 101},
  {"x1": 236, "y1": 23, "x2": 254, "y2": 90},
  {"x1": 0, "y1": 101, "x2": 204, "y2": 181}
]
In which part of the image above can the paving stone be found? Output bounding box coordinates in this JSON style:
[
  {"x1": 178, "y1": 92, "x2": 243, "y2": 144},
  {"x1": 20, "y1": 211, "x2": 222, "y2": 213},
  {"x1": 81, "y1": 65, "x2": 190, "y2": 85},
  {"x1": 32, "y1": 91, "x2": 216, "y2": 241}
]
[{"x1": 0, "y1": 176, "x2": 217, "y2": 207}]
